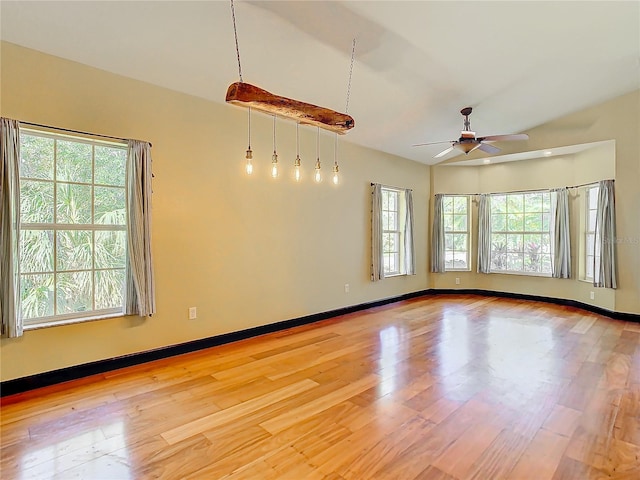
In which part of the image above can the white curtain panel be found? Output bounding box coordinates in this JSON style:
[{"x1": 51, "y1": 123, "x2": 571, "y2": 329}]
[
  {"x1": 552, "y1": 188, "x2": 572, "y2": 278},
  {"x1": 431, "y1": 194, "x2": 445, "y2": 273},
  {"x1": 477, "y1": 194, "x2": 492, "y2": 274},
  {"x1": 404, "y1": 189, "x2": 416, "y2": 275},
  {"x1": 371, "y1": 183, "x2": 384, "y2": 281},
  {"x1": 0, "y1": 118, "x2": 23, "y2": 337},
  {"x1": 125, "y1": 140, "x2": 157, "y2": 316},
  {"x1": 594, "y1": 179, "x2": 617, "y2": 288}
]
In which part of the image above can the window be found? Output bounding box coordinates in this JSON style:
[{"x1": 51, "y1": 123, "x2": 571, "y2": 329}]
[
  {"x1": 19, "y1": 130, "x2": 128, "y2": 326},
  {"x1": 584, "y1": 184, "x2": 600, "y2": 281},
  {"x1": 489, "y1": 191, "x2": 552, "y2": 275},
  {"x1": 443, "y1": 195, "x2": 470, "y2": 270},
  {"x1": 381, "y1": 187, "x2": 407, "y2": 276}
]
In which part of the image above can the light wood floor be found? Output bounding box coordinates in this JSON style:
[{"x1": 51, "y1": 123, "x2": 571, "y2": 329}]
[{"x1": 1, "y1": 294, "x2": 639, "y2": 479}]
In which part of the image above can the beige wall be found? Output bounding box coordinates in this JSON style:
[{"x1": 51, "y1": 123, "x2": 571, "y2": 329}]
[
  {"x1": 0, "y1": 42, "x2": 430, "y2": 381},
  {"x1": 2, "y1": 42, "x2": 639, "y2": 383},
  {"x1": 430, "y1": 90, "x2": 639, "y2": 315}
]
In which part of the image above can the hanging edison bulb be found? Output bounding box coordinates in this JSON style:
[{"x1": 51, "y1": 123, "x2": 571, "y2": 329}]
[
  {"x1": 245, "y1": 108, "x2": 253, "y2": 175},
  {"x1": 332, "y1": 133, "x2": 339, "y2": 185},
  {"x1": 271, "y1": 115, "x2": 279, "y2": 178},
  {"x1": 294, "y1": 123, "x2": 302, "y2": 182},
  {"x1": 314, "y1": 127, "x2": 322, "y2": 183}
]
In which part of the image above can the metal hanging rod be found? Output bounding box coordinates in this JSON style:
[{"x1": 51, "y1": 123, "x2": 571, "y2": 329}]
[{"x1": 19, "y1": 121, "x2": 151, "y2": 147}]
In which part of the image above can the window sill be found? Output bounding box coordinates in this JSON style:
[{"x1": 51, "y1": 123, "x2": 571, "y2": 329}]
[
  {"x1": 384, "y1": 273, "x2": 409, "y2": 278},
  {"x1": 24, "y1": 312, "x2": 125, "y2": 331}
]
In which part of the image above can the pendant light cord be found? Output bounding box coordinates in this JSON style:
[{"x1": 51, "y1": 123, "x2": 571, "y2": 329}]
[
  {"x1": 230, "y1": 0, "x2": 244, "y2": 82},
  {"x1": 345, "y1": 38, "x2": 356, "y2": 114}
]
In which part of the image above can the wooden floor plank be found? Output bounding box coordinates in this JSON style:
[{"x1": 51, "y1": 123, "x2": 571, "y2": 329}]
[{"x1": 1, "y1": 295, "x2": 638, "y2": 479}]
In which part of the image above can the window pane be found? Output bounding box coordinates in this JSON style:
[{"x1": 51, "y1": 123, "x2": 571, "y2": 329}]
[
  {"x1": 492, "y1": 195, "x2": 506, "y2": 214},
  {"x1": 453, "y1": 251, "x2": 468, "y2": 269},
  {"x1": 20, "y1": 274, "x2": 54, "y2": 319},
  {"x1": 542, "y1": 213, "x2": 550, "y2": 232},
  {"x1": 524, "y1": 239, "x2": 542, "y2": 272},
  {"x1": 453, "y1": 234, "x2": 467, "y2": 250},
  {"x1": 20, "y1": 230, "x2": 54, "y2": 273},
  {"x1": 507, "y1": 214, "x2": 524, "y2": 232},
  {"x1": 382, "y1": 191, "x2": 389, "y2": 210},
  {"x1": 507, "y1": 253, "x2": 524, "y2": 271},
  {"x1": 589, "y1": 187, "x2": 599, "y2": 205},
  {"x1": 388, "y1": 192, "x2": 396, "y2": 210},
  {"x1": 524, "y1": 193, "x2": 542, "y2": 212},
  {"x1": 95, "y1": 269, "x2": 125, "y2": 310},
  {"x1": 542, "y1": 193, "x2": 551, "y2": 211},
  {"x1": 56, "y1": 140, "x2": 92, "y2": 183},
  {"x1": 388, "y1": 212, "x2": 397, "y2": 230},
  {"x1": 95, "y1": 186, "x2": 126, "y2": 225},
  {"x1": 95, "y1": 231, "x2": 126, "y2": 269},
  {"x1": 491, "y1": 214, "x2": 506, "y2": 232},
  {"x1": 57, "y1": 271, "x2": 92, "y2": 315},
  {"x1": 443, "y1": 214, "x2": 453, "y2": 231},
  {"x1": 453, "y1": 197, "x2": 467, "y2": 213},
  {"x1": 445, "y1": 233, "x2": 454, "y2": 250},
  {"x1": 20, "y1": 135, "x2": 54, "y2": 180},
  {"x1": 540, "y1": 255, "x2": 552, "y2": 274},
  {"x1": 442, "y1": 196, "x2": 453, "y2": 213},
  {"x1": 507, "y1": 194, "x2": 524, "y2": 212},
  {"x1": 524, "y1": 213, "x2": 542, "y2": 232},
  {"x1": 586, "y1": 234, "x2": 595, "y2": 255},
  {"x1": 586, "y1": 256, "x2": 594, "y2": 279},
  {"x1": 57, "y1": 183, "x2": 92, "y2": 224},
  {"x1": 453, "y1": 214, "x2": 467, "y2": 231},
  {"x1": 57, "y1": 230, "x2": 93, "y2": 271},
  {"x1": 507, "y1": 234, "x2": 523, "y2": 253},
  {"x1": 95, "y1": 146, "x2": 126, "y2": 186},
  {"x1": 20, "y1": 180, "x2": 54, "y2": 223},
  {"x1": 588, "y1": 210, "x2": 597, "y2": 230}
]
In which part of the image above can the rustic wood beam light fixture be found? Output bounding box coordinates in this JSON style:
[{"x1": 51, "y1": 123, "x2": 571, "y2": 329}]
[
  {"x1": 226, "y1": 82, "x2": 354, "y2": 134},
  {"x1": 228, "y1": 0, "x2": 356, "y2": 179}
]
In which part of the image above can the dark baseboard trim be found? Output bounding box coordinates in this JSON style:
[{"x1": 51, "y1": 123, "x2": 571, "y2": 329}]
[
  {"x1": 430, "y1": 288, "x2": 640, "y2": 322},
  {"x1": 3, "y1": 288, "x2": 637, "y2": 398},
  {"x1": 0, "y1": 289, "x2": 429, "y2": 398}
]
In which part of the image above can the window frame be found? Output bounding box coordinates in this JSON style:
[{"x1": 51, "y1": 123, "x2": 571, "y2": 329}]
[
  {"x1": 583, "y1": 184, "x2": 600, "y2": 282},
  {"x1": 442, "y1": 195, "x2": 471, "y2": 271},
  {"x1": 18, "y1": 128, "x2": 128, "y2": 328},
  {"x1": 488, "y1": 191, "x2": 553, "y2": 277}
]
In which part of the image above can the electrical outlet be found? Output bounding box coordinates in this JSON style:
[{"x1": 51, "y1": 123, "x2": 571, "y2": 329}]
[
  {"x1": 344, "y1": 283, "x2": 350, "y2": 293},
  {"x1": 589, "y1": 291, "x2": 595, "y2": 300},
  {"x1": 455, "y1": 277, "x2": 460, "y2": 285},
  {"x1": 188, "y1": 307, "x2": 197, "y2": 319}
]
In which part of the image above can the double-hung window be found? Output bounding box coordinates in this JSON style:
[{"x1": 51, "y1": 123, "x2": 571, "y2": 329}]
[
  {"x1": 19, "y1": 130, "x2": 128, "y2": 326},
  {"x1": 443, "y1": 195, "x2": 470, "y2": 270},
  {"x1": 381, "y1": 187, "x2": 403, "y2": 276},
  {"x1": 489, "y1": 191, "x2": 552, "y2": 275},
  {"x1": 584, "y1": 184, "x2": 600, "y2": 281}
]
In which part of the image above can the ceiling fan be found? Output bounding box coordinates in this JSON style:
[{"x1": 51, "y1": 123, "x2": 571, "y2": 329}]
[{"x1": 413, "y1": 107, "x2": 529, "y2": 159}]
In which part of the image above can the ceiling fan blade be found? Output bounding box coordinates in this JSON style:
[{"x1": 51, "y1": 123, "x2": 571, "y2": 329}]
[
  {"x1": 412, "y1": 140, "x2": 454, "y2": 147},
  {"x1": 479, "y1": 133, "x2": 529, "y2": 142},
  {"x1": 434, "y1": 146, "x2": 455, "y2": 158},
  {"x1": 478, "y1": 143, "x2": 501, "y2": 154}
]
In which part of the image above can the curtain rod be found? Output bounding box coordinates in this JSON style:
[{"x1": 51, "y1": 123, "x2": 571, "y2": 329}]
[
  {"x1": 434, "y1": 179, "x2": 613, "y2": 197},
  {"x1": 371, "y1": 182, "x2": 413, "y2": 192},
  {"x1": 19, "y1": 121, "x2": 152, "y2": 147}
]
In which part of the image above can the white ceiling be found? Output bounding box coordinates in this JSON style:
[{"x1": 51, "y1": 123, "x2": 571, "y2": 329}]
[{"x1": 1, "y1": 1, "x2": 639, "y2": 164}]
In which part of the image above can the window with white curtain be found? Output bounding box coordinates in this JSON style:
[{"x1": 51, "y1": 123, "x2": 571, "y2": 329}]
[
  {"x1": 584, "y1": 184, "x2": 600, "y2": 281},
  {"x1": 19, "y1": 129, "x2": 127, "y2": 326},
  {"x1": 381, "y1": 187, "x2": 405, "y2": 276},
  {"x1": 443, "y1": 195, "x2": 470, "y2": 270},
  {"x1": 489, "y1": 191, "x2": 552, "y2": 275}
]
